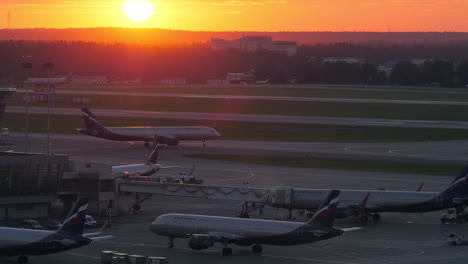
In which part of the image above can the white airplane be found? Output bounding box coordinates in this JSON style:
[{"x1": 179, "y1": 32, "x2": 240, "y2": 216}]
[
  {"x1": 24, "y1": 73, "x2": 72, "y2": 86},
  {"x1": 112, "y1": 139, "x2": 177, "y2": 176},
  {"x1": 150, "y1": 190, "x2": 360, "y2": 256},
  {"x1": 255, "y1": 78, "x2": 270, "y2": 84},
  {"x1": 260, "y1": 166, "x2": 468, "y2": 222},
  {"x1": 78, "y1": 108, "x2": 221, "y2": 147},
  {"x1": 0, "y1": 197, "x2": 112, "y2": 264}
]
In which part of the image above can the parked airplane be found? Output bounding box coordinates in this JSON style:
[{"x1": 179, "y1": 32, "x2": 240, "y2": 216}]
[
  {"x1": 0, "y1": 197, "x2": 112, "y2": 263},
  {"x1": 112, "y1": 139, "x2": 176, "y2": 176},
  {"x1": 78, "y1": 108, "x2": 221, "y2": 147},
  {"x1": 24, "y1": 73, "x2": 72, "y2": 86},
  {"x1": 150, "y1": 190, "x2": 359, "y2": 256},
  {"x1": 263, "y1": 166, "x2": 468, "y2": 222}
]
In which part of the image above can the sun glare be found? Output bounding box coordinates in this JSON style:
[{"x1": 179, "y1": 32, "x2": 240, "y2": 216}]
[{"x1": 123, "y1": 1, "x2": 154, "y2": 21}]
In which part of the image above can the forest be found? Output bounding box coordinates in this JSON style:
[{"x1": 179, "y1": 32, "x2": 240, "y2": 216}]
[{"x1": 1, "y1": 40, "x2": 468, "y2": 87}]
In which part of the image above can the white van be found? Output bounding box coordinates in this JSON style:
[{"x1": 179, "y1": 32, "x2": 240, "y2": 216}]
[{"x1": 85, "y1": 215, "x2": 97, "y2": 228}]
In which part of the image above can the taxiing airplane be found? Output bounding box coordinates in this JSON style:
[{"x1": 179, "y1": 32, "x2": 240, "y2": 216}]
[
  {"x1": 78, "y1": 108, "x2": 221, "y2": 147},
  {"x1": 24, "y1": 73, "x2": 72, "y2": 86},
  {"x1": 0, "y1": 197, "x2": 112, "y2": 263},
  {"x1": 112, "y1": 139, "x2": 176, "y2": 176},
  {"x1": 150, "y1": 190, "x2": 359, "y2": 256},
  {"x1": 266, "y1": 166, "x2": 468, "y2": 222}
]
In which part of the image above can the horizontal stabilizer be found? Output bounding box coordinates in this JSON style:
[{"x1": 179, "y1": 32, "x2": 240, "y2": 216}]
[
  {"x1": 341, "y1": 227, "x2": 362, "y2": 232},
  {"x1": 90, "y1": 235, "x2": 114, "y2": 241}
]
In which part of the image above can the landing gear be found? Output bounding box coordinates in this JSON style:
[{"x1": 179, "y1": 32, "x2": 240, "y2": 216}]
[
  {"x1": 202, "y1": 140, "x2": 206, "y2": 147},
  {"x1": 360, "y1": 214, "x2": 369, "y2": 223},
  {"x1": 222, "y1": 247, "x2": 233, "y2": 256},
  {"x1": 168, "y1": 236, "x2": 174, "y2": 248},
  {"x1": 252, "y1": 244, "x2": 263, "y2": 254},
  {"x1": 456, "y1": 205, "x2": 468, "y2": 222},
  {"x1": 144, "y1": 141, "x2": 150, "y2": 147},
  {"x1": 372, "y1": 213, "x2": 381, "y2": 221},
  {"x1": 18, "y1": 255, "x2": 29, "y2": 264},
  {"x1": 287, "y1": 209, "x2": 293, "y2": 220}
]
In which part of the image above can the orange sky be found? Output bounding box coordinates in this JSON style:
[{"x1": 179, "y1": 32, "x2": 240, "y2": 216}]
[{"x1": 0, "y1": 0, "x2": 467, "y2": 32}]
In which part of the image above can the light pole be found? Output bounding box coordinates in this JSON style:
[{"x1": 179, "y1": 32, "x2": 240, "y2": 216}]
[
  {"x1": 21, "y1": 56, "x2": 32, "y2": 153},
  {"x1": 42, "y1": 61, "x2": 54, "y2": 155}
]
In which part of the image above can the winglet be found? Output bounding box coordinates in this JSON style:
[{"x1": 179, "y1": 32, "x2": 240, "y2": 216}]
[
  {"x1": 145, "y1": 138, "x2": 160, "y2": 165},
  {"x1": 188, "y1": 165, "x2": 196, "y2": 176},
  {"x1": 359, "y1": 192, "x2": 371, "y2": 207},
  {"x1": 417, "y1": 183, "x2": 424, "y2": 192}
]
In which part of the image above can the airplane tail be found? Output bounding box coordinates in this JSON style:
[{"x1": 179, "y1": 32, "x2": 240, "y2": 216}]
[
  {"x1": 442, "y1": 165, "x2": 468, "y2": 195},
  {"x1": 306, "y1": 190, "x2": 339, "y2": 228},
  {"x1": 58, "y1": 197, "x2": 88, "y2": 236},
  {"x1": 145, "y1": 138, "x2": 160, "y2": 165},
  {"x1": 80, "y1": 108, "x2": 111, "y2": 135}
]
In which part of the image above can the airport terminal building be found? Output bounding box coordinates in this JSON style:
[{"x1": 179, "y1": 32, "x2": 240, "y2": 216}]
[
  {"x1": 0, "y1": 88, "x2": 16, "y2": 131},
  {"x1": 0, "y1": 152, "x2": 68, "y2": 220}
]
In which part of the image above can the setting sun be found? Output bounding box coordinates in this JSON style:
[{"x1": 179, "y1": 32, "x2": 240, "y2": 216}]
[{"x1": 123, "y1": 1, "x2": 154, "y2": 21}]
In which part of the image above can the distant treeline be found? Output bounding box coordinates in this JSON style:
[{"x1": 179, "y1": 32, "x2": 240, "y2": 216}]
[
  {"x1": 3, "y1": 28, "x2": 468, "y2": 45},
  {"x1": 1, "y1": 40, "x2": 468, "y2": 87}
]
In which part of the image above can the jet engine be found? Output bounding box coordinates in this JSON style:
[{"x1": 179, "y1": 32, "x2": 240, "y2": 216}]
[
  {"x1": 188, "y1": 235, "x2": 214, "y2": 250},
  {"x1": 160, "y1": 137, "x2": 179, "y2": 146}
]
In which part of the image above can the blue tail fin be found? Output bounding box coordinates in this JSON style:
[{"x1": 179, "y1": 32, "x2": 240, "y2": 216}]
[
  {"x1": 58, "y1": 197, "x2": 88, "y2": 235},
  {"x1": 443, "y1": 165, "x2": 468, "y2": 195},
  {"x1": 81, "y1": 108, "x2": 110, "y2": 135},
  {"x1": 306, "y1": 190, "x2": 340, "y2": 228},
  {"x1": 145, "y1": 138, "x2": 160, "y2": 165}
]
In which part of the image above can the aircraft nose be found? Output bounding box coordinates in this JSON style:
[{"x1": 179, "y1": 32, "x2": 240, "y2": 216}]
[{"x1": 149, "y1": 222, "x2": 161, "y2": 234}]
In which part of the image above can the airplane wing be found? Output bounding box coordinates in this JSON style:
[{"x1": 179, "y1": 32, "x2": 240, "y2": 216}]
[
  {"x1": 452, "y1": 198, "x2": 468, "y2": 204},
  {"x1": 191, "y1": 231, "x2": 241, "y2": 244},
  {"x1": 156, "y1": 135, "x2": 180, "y2": 146}
]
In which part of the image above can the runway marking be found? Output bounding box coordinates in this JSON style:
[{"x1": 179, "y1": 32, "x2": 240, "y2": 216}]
[
  {"x1": 64, "y1": 252, "x2": 100, "y2": 259},
  {"x1": 302, "y1": 245, "x2": 364, "y2": 260},
  {"x1": 246, "y1": 168, "x2": 449, "y2": 185},
  {"x1": 99, "y1": 241, "x2": 359, "y2": 263},
  {"x1": 208, "y1": 171, "x2": 255, "y2": 184},
  {"x1": 261, "y1": 254, "x2": 359, "y2": 264}
]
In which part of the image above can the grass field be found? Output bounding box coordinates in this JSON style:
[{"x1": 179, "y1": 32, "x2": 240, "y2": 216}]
[
  {"x1": 185, "y1": 154, "x2": 463, "y2": 176},
  {"x1": 5, "y1": 113, "x2": 468, "y2": 142},
  {"x1": 9, "y1": 93, "x2": 468, "y2": 121}
]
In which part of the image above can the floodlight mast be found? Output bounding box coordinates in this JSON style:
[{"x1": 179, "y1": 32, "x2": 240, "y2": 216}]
[
  {"x1": 42, "y1": 60, "x2": 55, "y2": 155},
  {"x1": 21, "y1": 56, "x2": 32, "y2": 153}
]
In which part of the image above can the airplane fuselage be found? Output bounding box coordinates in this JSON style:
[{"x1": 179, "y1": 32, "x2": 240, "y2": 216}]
[
  {"x1": 0, "y1": 227, "x2": 91, "y2": 257},
  {"x1": 150, "y1": 214, "x2": 343, "y2": 246},
  {"x1": 275, "y1": 188, "x2": 461, "y2": 214},
  {"x1": 112, "y1": 163, "x2": 158, "y2": 176},
  {"x1": 107, "y1": 126, "x2": 220, "y2": 141},
  {"x1": 80, "y1": 126, "x2": 221, "y2": 143}
]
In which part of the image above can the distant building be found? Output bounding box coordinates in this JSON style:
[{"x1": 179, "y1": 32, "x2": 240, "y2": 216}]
[
  {"x1": 70, "y1": 75, "x2": 108, "y2": 85},
  {"x1": 159, "y1": 78, "x2": 187, "y2": 85},
  {"x1": 211, "y1": 36, "x2": 297, "y2": 56},
  {"x1": 322, "y1": 57, "x2": 366, "y2": 64},
  {"x1": 226, "y1": 71, "x2": 255, "y2": 84}
]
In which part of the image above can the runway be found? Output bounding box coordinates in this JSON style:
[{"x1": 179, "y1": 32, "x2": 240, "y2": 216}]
[
  {"x1": 2, "y1": 133, "x2": 468, "y2": 264},
  {"x1": 16, "y1": 89, "x2": 468, "y2": 105},
  {"x1": 8, "y1": 106, "x2": 468, "y2": 129}
]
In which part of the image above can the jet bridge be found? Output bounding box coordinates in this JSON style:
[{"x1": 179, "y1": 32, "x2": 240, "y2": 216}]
[
  {"x1": 117, "y1": 180, "x2": 297, "y2": 217},
  {"x1": 117, "y1": 179, "x2": 271, "y2": 203}
]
